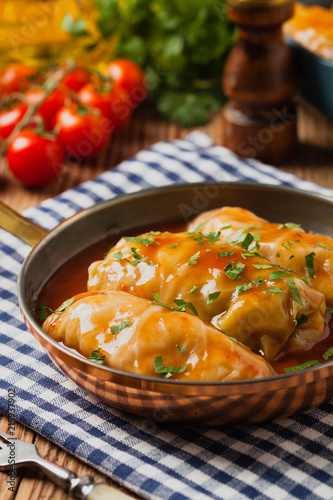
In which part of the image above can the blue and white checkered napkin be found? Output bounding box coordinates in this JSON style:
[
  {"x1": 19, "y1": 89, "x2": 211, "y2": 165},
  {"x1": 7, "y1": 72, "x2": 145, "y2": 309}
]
[{"x1": 1, "y1": 132, "x2": 333, "y2": 500}]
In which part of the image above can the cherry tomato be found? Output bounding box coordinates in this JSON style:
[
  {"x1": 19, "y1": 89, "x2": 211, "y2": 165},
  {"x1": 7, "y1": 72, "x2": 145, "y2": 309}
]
[
  {"x1": 25, "y1": 87, "x2": 70, "y2": 130},
  {"x1": 0, "y1": 103, "x2": 28, "y2": 141},
  {"x1": 6, "y1": 129, "x2": 64, "y2": 186},
  {"x1": 61, "y1": 68, "x2": 91, "y2": 92},
  {"x1": 55, "y1": 104, "x2": 112, "y2": 160},
  {"x1": 0, "y1": 64, "x2": 35, "y2": 97},
  {"x1": 78, "y1": 83, "x2": 132, "y2": 131},
  {"x1": 104, "y1": 59, "x2": 147, "y2": 106}
]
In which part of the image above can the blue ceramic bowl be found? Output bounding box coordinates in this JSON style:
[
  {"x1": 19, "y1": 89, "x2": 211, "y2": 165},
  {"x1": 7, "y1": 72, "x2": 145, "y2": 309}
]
[{"x1": 286, "y1": 35, "x2": 333, "y2": 122}]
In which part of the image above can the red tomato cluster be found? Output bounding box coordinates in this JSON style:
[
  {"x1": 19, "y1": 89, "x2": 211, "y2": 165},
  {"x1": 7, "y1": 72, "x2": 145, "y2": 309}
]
[{"x1": 0, "y1": 60, "x2": 146, "y2": 187}]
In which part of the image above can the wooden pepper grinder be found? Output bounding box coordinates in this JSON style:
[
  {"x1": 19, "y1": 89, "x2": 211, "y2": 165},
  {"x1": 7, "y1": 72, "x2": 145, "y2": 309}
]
[{"x1": 222, "y1": 0, "x2": 298, "y2": 164}]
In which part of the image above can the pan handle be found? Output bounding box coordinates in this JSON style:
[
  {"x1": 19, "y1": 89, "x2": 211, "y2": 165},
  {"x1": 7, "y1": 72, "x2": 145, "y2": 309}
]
[{"x1": 0, "y1": 201, "x2": 48, "y2": 247}]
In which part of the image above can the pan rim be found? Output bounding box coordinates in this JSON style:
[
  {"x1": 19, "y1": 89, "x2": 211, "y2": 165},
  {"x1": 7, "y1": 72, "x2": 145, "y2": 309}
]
[{"x1": 18, "y1": 180, "x2": 333, "y2": 395}]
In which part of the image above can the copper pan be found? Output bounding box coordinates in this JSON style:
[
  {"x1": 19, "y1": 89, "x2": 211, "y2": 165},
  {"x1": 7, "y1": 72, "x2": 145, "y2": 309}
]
[{"x1": 1, "y1": 182, "x2": 333, "y2": 426}]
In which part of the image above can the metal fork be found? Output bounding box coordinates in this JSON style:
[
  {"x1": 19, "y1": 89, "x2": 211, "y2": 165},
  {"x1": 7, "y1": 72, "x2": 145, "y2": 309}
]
[{"x1": 0, "y1": 428, "x2": 133, "y2": 499}]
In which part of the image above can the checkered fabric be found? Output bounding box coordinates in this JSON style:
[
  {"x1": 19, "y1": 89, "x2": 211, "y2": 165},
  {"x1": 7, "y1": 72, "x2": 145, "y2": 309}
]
[{"x1": 0, "y1": 132, "x2": 332, "y2": 500}]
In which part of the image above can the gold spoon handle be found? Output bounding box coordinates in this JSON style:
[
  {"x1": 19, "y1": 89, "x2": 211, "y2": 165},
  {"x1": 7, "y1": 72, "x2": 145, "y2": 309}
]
[{"x1": 0, "y1": 201, "x2": 48, "y2": 247}]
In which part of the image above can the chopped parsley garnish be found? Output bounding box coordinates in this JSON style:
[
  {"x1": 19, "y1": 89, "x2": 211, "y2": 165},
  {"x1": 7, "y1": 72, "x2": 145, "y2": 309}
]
[
  {"x1": 168, "y1": 243, "x2": 180, "y2": 249},
  {"x1": 236, "y1": 283, "x2": 252, "y2": 294},
  {"x1": 36, "y1": 297, "x2": 75, "y2": 321},
  {"x1": 189, "y1": 285, "x2": 199, "y2": 294},
  {"x1": 224, "y1": 261, "x2": 245, "y2": 280},
  {"x1": 207, "y1": 291, "x2": 221, "y2": 303},
  {"x1": 220, "y1": 224, "x2": 232, "y2": 230},
  {"x1": 317, "y1": 242, "x2": 333, "y2": 251},
  {"x1": 147, "y1": 261, "x2": 154, "y2": 266},
  {"x1": 282, "y1": 241, "x2": 293, "y2": 249},
  {"x1": 177, "y1": 345, "x2": 186, "y2": 353},
  {"x1": 269, "y1": 270, "x2": 289, "y2": 280},
  {"x1": 123, "y1": 236, "x2": 154, "y2": 246},
  {"x1": 252, "y1": 276, "x2": 265, "y2": 285},
  {"x1": 217, "y1": 250, "x2": 235, "y2": 258},
  {"x1": 193, "y1": 221, "x2": 207, "y2": 233},
  {"x1": 305, "y1": 252, "x2": 316, "y2": 279},
  {"x1": 278, "y1": 222, "x2": 301, "y2": 230},
  {"x1": 264, "y1": 287, "x2": 283, "y2": 294},
  {"x1": 125, "y1": 247, "x2": 148, "y2": 265},
  {"x1": 154, "y1": 356, "x2": 187, "y2": 378},
  {"x1": 276, "y1": 251, "x2": 280, "y2": 258},
  {"x1": 111, "y1": 319, "x2": 131, "y2": 335},
  {"x1": 252, "y1": 264, "x2": 273, "y2": 270},
  {"x1": 188, "y1": 251, "x2": 200, "y2": 266},
  {"x1": 289, "y1": 255, "x2": 294, "y2": 260},
  {"x1": 197, "y1": 242, "x2": 205, "y2": 246},
  {"x1": 224, "y1": 332, "x2": 238, "y2": 343},
  {"x1": 153, "y1": 293, "x2": 198, "y2": 316},
  {"x1": 189, "y1": 230, "x2": 221, "y2": 243},
  {"x1": 148, "y1": 231, "x2": 161, "y2": 235},
  {"x1": 286, "y1": 277, "x2": 303, "y2": 305},
  {"x1": 326, "y1": 307, "x2": 333, "y2": 314},
  {"x1": 296, "y1": 314, "x2": 308, "y2": 327},
  {"x1": 284, "y1": 360, "x2": 320, "y2": 373},
  {"x1": 89, "y1": 348, "x2": 105, "y2": 365},
  {"x1": 322, "y1": 347, "x2": 333, "y2": 361},
  {"x1": 228, "y1": 225, "x2": 259, "y2": 245},
  {"x1": 241, "y1": 233, "x2": 254, "y2": 250},
  {"x1": 302, "y1": 276, "x2": 308, "y2": 284},
  {"x1": 113, "y1": 251, "x2": 123, "y2": 261}
]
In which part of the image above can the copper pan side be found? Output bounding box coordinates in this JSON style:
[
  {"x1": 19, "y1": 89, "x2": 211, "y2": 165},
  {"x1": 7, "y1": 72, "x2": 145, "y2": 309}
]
[{"x1": 2, "y1": 182, "x2": 333, "y2": 425}]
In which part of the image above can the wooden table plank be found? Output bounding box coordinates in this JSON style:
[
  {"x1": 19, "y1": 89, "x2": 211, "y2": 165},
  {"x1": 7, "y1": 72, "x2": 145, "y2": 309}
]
[{"x1": 0, "y1": 100, "x2": 333, "y2": 499}]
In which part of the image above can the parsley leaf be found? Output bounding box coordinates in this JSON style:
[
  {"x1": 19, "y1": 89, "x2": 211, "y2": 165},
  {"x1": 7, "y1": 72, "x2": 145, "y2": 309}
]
[
  {"x1": 113, "y1": 251, "x2": 123, "y2": 261},
  {"x1": 296, "y1": 314, "x2": 308, "y2": 327},
  {"x1": 188, "y1": 251, "x2": 200, "y2": 266},
  {"x1": 286, "y1": 277, "x2": 303, "y2": 305},
  {"x1": 252, "y1": 264, "x2": 273, "y2": 270},
  {"x1": 224, "y1": 261, "x2": 245, "y2": 280},
  {"x1": 89, "y1": 348, "x2": 105, "y2": 365},
  {"x1": 284, "y1": 360, "x2": 320, "y2": 373},
  {"x1": 305, "y1": 252, "x2": 316, "y2": 279},
  {"x1": 236, "y1": 283, "x2": 252, "y2": 294},
  {"x1": 189, "y1": 285, "x2": 199, "y2": 294},
  {"x1": 177, "y1": 345, "x2": 186, "y2": 353},
  {"x1": 207, "y1": 291, "x2": 221, "y2": 303},
  {"x1": 317, "y1": 242, "x2": 333, "y2": 251},
  {"x1": 168, "y1": 243, "x2": 180, "y2": 249},
  {"x1": 123, "y1": 236, "x2": 154, "y2": 246},
  {"x1": 264, "y1": 287, "x2": 283, "y2": 294},
  {"x1": 278, "y1": 222, "x2": 301, "y2": 229},
  {"x1": 217, "y1": 250, "x2": 235, "y2": 258},
  {"x1": 154, "y1": 356, "x2": 187, "y2": 379},
  {"x1": 37, "y1": 297, "x2": 75, "y2": 321},
  {"x1": 252, "y1": 276, "x2": 265, "y2": 285},
  {"x1": 111, "y1": 319, "x2": 131, "y2": 335},
  {"x1": 322, "y1": 347, "x2": 333, "y2": 360},
  {"x1": 269, "y1": 270, "x2": 289, "y2": 280}
]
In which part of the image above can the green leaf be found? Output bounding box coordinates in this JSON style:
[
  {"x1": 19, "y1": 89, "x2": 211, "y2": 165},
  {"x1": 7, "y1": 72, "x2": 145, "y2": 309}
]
[
  {"x1": 123, "y1": 236, "x2": 154, "y2": 246},
  {"x1": 252, "y1": 264, "x2": 273, "y2": 270},
  {"x1": 286, "y1": 277, "x2": 303, "y2": 305},
  {"x1": 172, "y1": 299, "x2": 199, "y2": 316},
  {"x1": 168, "y1": 243, "x2": 180, "y2": 249},
  {"x1": 153, "y1": 292, "x2": 160, "y2": 301},
  {"x1": 317, "y1": 242, "x2": 333, "y2": 251},
  {"x1": 113, "y1": 251, "x2": 123, "y2": 261},
  {"x1": 276, "y1": 251, "x2": 280, "y2": 257},
  {"x1": 57, "y1": 297, "x2": 75, "y2": 313},
  {"x1": 177, "y1": 345, "x2": 186, "y2": 353},
  {"x1": 235, "y1": 283, "x2": 252, "y2": 294},
  {"x1": 269, "y1": 270, "x2": 289, "y2": 280},
  {"x1": 252, "y1": 276, "x2": 265, "y2": 285},
  {"x1": 305, "y1": 252, "x2": 316, "y2": 279},
  {"x1": 189, "y1": 285, "x2": 199, "y2": 294},
  {"x1": 322, "y1": 347, "x2": 333, "y2": 360},
  {"x1": 241, "y1": 233, "x2": 254, "y2": 250},
  {"x1": 296, "y1": 314, "x2": 308, "y2": 327},
  {"x1": 278, "y1": 222, "x2": 301, "y2": 229},
  {"x1": 284, "y1": 360, "x2": 320, "y2": 373},
  {"x1": 111, "y1": 319, "x2": 131, "y2": 335},
  {"x1": 207, "y1": 291, "x2": 221, "y2": 303},
  {"x1": 264, "y1": 287, "x2": 283, "y2": 294},
  {"x1": 154, "y1": 356, "x2": 187, "y2": 378},
  {"x1": 217, "y1": 250, "x2": 234, "y2": 258},
  {"x1": 188, "y1": 251, "x2": 200, "y2": 266},
  {"x1": 224, "y1": 261, "x2": 245, "y2": 280},
  {"x1": 89, "y1": 348, "x2": 105, "y2": 365},
  {"x1": 62, "y1": 14, "x2": 88, "y2": 37}
]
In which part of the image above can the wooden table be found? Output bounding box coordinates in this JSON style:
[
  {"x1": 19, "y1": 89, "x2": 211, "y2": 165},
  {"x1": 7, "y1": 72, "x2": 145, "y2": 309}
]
[{"x1": 0, "y1": 100, "x2": 333, "y2": 499}]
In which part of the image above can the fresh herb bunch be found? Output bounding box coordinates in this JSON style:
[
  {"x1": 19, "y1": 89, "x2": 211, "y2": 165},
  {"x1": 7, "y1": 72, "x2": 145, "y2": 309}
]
[{"x1": 94, "y1": 0, "x2": 236, "y2": 126}]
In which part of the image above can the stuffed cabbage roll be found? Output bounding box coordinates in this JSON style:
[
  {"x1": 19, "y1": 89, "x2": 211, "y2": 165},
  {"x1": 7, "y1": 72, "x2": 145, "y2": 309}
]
[
  {"x1": 43, "y1": 291, "x2": 276, "y2": 381},
  {"x1": 188, "y1": 206, "x2": 333, "y2": 305},
  {"x1": 88, "y1": 231, "x2": 326, "y2": 360}
]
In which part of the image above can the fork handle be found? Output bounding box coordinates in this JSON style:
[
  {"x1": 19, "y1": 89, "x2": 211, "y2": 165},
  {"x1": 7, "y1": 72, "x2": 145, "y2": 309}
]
[{"x1": 32, "y1": 457, "x2": 134, "y2": 499}]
